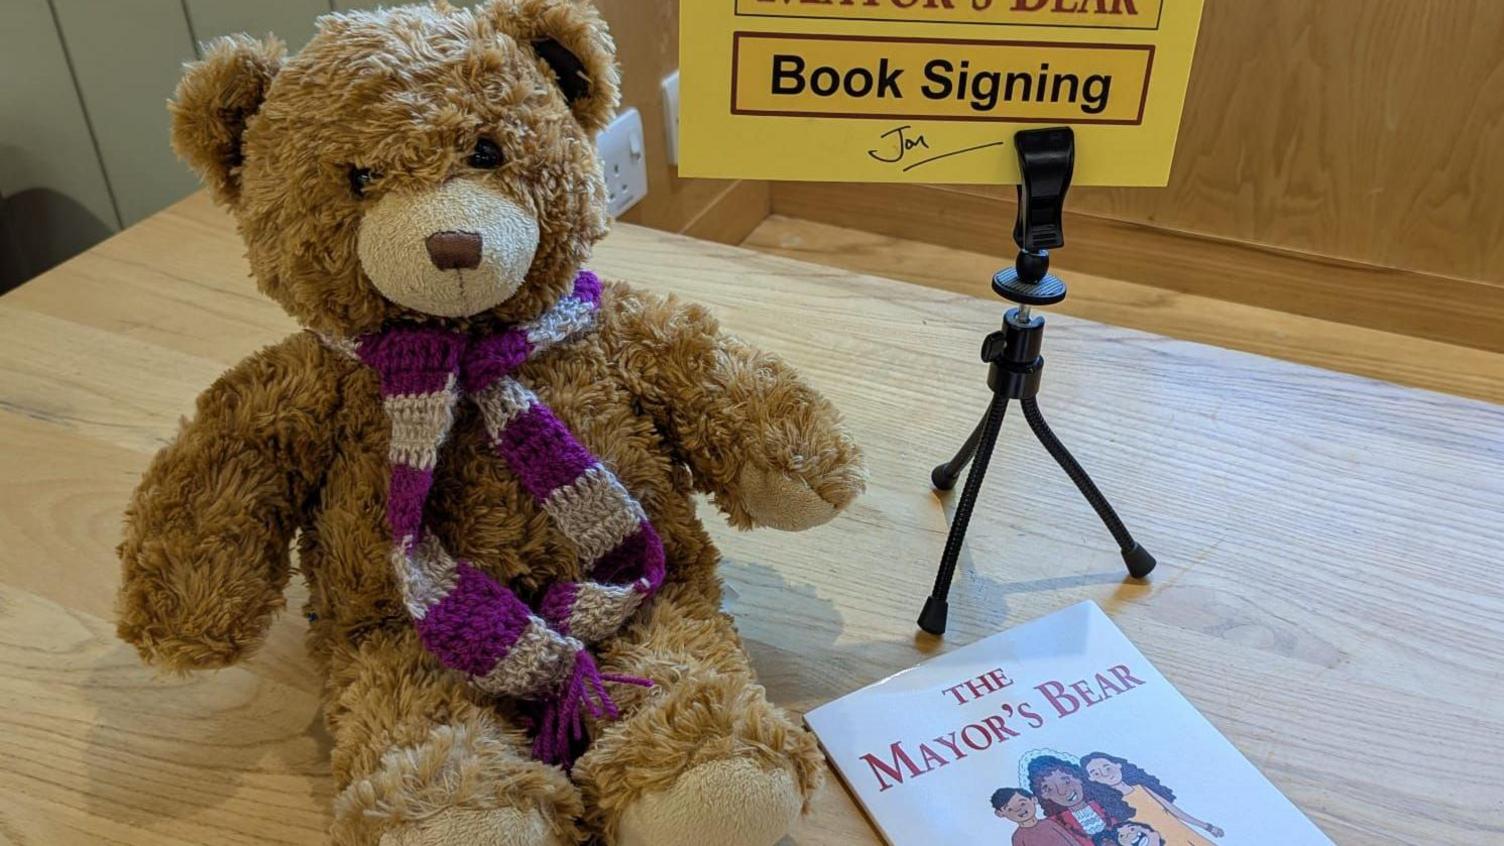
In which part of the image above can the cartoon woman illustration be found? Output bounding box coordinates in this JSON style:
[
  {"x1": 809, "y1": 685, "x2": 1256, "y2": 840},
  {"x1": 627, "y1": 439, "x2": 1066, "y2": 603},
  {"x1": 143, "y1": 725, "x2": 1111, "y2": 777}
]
[
  {"x1": 1024, "y1": 754, "x2": 1134, "y2": 845},
  {"x1": 1081, "y1": 752, "x2": 1224, "y2": 844},
  {"x1": 1093, "y1": 821, "x2": 1164, "y2": 846}
]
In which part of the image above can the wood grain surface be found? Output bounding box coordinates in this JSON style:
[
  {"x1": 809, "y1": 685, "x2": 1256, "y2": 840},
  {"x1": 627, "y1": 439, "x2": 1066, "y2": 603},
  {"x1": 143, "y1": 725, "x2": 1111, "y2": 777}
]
[
  {"x1": 769, "y1": 181, "x2": 1504, "y2": 355},
  {"x1": 681, "y1": 178, "x2": 773, "y2": 246},
  {"x1": 852, "y1": 0, "x2": 1504, "y2": 284},
  {"x1": 743, "y1": 215, "x2": 1504, "y2": 405},
  {"x1": 1079, "y1": 0, "x2": 1504, "y2": 284},
  {"x1": 593, "y1": 0, "x2": 765, "y2": 242},
  {"x1": 1, "y1": 192, "x2": 1501, "y2": 845},
  {"x1": 765, "y1": 0, "x2": 1504, "y2": 353}
]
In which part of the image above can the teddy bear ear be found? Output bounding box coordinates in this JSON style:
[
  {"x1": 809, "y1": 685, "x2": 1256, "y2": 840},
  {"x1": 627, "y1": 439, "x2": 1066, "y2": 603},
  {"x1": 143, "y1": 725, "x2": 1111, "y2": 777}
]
[
  {"x1": 169, "y1": 34, "x2": 285, "y2": 207},
  {"x1": 494, "y1": 0, "x2": 621, "y2": 135}
]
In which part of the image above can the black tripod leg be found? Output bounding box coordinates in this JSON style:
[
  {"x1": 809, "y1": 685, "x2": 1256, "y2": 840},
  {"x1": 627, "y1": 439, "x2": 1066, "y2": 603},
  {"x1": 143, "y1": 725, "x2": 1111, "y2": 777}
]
[
  {"x1": 931, "y1": 415, "x2": 987, "y2": 491},
  {"x1": 1020, "y1": 396, "x2": 1156, "y2": 579},
  {"x1": 919, "y1": 394, "x2": 1010, "y2": 635}
]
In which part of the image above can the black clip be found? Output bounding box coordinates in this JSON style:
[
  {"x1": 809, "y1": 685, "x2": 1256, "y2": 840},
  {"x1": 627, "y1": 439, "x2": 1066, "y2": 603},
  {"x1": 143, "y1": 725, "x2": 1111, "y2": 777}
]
[{"x1": 1011, "y1": 127, "x2": 1075, "y2": 252}]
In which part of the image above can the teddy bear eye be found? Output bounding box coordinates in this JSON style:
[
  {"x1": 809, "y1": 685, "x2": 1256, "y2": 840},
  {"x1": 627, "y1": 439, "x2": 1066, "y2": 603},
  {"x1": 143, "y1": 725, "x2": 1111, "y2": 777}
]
[
  {"x1": 348, "y1": 166, "x2": 377, "y2": 198},
  {"x1": 467, "y1": 138, "x2": 503, "y2": 169}
]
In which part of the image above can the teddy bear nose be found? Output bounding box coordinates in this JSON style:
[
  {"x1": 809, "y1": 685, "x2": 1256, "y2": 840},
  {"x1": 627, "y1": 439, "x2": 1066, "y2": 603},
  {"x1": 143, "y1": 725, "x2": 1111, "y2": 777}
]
[{"x1": 425, "y1": 231, "x2": 483, "y2": 270}]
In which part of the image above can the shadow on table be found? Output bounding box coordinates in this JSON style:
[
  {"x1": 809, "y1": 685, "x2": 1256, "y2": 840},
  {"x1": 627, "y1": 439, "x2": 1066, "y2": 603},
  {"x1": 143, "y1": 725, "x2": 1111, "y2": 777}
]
[
  {"x1": 928, "y1": 476, "x2": 1158, "y2": 621},
  {"x1": 719, "y1": 556, "x2": 851, "y2": 706},
  {"x1": 722, "y1": 539, "x2": 1149, "y2": 715}
]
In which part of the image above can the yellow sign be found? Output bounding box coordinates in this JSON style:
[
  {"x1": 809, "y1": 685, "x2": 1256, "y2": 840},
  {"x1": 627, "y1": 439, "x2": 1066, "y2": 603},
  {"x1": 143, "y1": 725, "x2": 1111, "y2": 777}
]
[{"x1": 680, "y1": 0, "x2": 1205, "y2": 186}]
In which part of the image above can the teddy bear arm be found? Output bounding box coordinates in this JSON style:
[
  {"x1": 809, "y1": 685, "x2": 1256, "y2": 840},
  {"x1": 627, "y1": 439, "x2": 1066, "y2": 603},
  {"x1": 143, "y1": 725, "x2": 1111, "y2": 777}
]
[
  {"x1": 116, "y1": 334, "x2": 342, "y2": 672},
  {"x1": 603, "y1": 283, "x2": 866, "y2": 531}
]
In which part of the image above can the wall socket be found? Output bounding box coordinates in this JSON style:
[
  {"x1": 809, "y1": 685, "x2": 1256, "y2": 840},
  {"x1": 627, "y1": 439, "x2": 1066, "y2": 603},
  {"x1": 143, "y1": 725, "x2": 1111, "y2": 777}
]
[
  {"x1": 661, "y1": 70, "x2": 680, "y2": 167},
  {"x1": 595, "y1": 107, "x2": 648, "y2": 217}
]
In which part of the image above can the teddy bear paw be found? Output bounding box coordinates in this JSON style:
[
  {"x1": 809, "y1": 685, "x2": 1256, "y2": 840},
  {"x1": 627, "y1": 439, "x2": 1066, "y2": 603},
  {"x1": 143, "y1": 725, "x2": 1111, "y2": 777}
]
[
  {"x1": 738, "y1": 465, "x2": 843, "y2": 531},
  {"x1": 379, "y1": 806, "x2": 564, "y2": 846},
  {"x1": 615, "y1": 757, "x2": 801, "y2": 846}
]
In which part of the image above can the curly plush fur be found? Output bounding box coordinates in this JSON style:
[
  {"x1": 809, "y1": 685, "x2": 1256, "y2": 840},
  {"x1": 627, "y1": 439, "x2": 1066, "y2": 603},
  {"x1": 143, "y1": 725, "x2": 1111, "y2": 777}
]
[{"x1": 116, "y1": 2, "x2": 863, "y2": 844}]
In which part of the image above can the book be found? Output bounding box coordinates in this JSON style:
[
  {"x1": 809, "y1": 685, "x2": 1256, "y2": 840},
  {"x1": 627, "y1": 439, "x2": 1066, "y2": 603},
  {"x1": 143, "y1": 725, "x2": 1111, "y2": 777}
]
[{"x1": 804, "y1": 601, "x2": 1334, "y2": 846}]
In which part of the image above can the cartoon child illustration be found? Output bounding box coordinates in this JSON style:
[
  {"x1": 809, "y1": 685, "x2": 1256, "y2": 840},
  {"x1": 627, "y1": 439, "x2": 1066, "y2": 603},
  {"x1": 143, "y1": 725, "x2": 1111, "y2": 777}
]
[
  {"x1": 1025, "y1": 754, "x2": 1134, "y2": 845},
  {"x1": 1081, "y1": 752, "x2": 1224, "y2": 844},
  {"x1": 1093, "y1": 821, "x2": 1164, "y2": 846},
  {"x1": 991, "y1": 787, "x2": 1082, "y2": 846}
]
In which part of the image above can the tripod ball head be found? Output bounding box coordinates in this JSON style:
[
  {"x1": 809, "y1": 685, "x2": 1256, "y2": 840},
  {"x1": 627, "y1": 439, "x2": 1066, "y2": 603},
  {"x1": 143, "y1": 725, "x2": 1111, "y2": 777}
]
[
  {"x1": 1016, "y1": 248, "x2": 1050, "y2": 283},
  {"x1": 993, "y1": 257, "x2": 1067, "y2": 306}
]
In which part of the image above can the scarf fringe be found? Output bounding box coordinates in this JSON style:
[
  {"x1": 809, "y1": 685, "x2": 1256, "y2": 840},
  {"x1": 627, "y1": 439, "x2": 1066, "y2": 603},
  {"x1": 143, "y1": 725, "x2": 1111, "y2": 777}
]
[{"x1": 532, "y1": 651, "x2": 654, "y2": 766}]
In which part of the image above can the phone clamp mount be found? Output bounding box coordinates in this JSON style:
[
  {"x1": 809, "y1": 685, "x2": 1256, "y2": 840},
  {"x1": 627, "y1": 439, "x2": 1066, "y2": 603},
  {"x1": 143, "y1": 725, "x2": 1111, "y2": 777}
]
[{"x1": 917, "y1": 126, "x2": 1156, "y2": 637}]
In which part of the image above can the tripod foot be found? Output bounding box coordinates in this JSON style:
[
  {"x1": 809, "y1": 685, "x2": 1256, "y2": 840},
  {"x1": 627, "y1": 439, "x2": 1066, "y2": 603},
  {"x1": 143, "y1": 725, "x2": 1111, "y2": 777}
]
[
  {"x1": 931, "y1": 462, "x2": 960, "y2": 492},
  {"x1": 917, "y1": 595, "x2": 950, "y2": 635},
  {"x1": 1122, "y1": 543, "x2": 1156, "y2": 579}
]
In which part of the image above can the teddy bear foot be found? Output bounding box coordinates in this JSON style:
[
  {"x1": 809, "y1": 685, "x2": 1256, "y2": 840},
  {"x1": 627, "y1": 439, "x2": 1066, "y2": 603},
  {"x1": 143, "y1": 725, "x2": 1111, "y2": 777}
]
[
  {"x1": 379, "y1": 806, "x2": 564, "y2": 846},
  {"x1": 332, "y1": 719, "x2": 584, "y2": 846},
  {"x1": 615, "y1": 757, "x2": 802, "y2": 846}
]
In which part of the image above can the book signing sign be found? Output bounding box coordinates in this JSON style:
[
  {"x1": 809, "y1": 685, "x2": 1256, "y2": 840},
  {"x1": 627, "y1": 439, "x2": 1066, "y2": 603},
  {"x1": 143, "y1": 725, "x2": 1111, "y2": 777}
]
[{"x1": 679, "y1": 0, "x2": 1206, "y2": 185}]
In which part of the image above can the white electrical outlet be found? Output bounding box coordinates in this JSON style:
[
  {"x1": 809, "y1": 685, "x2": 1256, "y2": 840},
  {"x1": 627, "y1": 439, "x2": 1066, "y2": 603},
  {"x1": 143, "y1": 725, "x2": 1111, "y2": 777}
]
[
  {"x1": 661, "y1": 70, "x2": 680, "y2": 167},
  {"x1": 595, "y1": 107, "x2": 648, "y2": 217}
]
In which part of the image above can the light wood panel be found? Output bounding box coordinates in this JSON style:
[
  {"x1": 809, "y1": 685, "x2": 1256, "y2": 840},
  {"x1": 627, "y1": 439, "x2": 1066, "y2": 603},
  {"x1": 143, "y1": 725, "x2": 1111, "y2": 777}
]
[
  {"x1": 767, "y1": 0, "x2": 1504, "y2": 349},
  {"x1": 592, "y1": 0, "x2": 770, "y2": 242},
  {"x1": 770, "y1": 181, "x2": 1504, "y2": 355},
  {"x1": 1, "y1": 191, "x2": 1502, "y2": 843},
  {"x1": 910, "y1": 0, "x2": 1504, "y2": 283},
  {"x1": 680, "y1": 178, "x2": 773, "y2": 245},
  {"x1": 744, "y1": 214, "x2": 1504, "y2": 404},
  {"x1": 1070, "y1": 0, "x2": 1504, "y2": 283}
]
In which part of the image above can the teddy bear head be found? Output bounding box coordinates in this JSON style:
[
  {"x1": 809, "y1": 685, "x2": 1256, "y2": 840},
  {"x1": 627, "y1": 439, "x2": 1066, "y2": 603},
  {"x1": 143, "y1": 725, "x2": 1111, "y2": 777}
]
[{"x1": 170, "y1": 0, "x2": 619, "y2": 336}]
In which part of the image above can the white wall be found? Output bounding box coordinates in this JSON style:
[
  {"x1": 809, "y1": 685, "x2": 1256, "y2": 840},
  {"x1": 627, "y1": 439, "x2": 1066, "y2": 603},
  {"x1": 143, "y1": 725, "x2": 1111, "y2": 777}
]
[{"x1": 0, "y1": 0, "x2": 388, "y2": 290}]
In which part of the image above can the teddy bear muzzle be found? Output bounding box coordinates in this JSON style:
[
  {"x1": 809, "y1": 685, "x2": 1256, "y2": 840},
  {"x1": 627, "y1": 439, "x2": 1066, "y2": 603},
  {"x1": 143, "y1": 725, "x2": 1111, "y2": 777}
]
[{"x1": 357, "y1": 177, "x2": 540, "y2": 318}]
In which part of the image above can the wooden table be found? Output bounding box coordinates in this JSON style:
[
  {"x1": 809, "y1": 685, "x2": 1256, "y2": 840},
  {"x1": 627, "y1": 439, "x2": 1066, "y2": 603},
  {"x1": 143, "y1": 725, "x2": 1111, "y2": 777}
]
[{"x1": 2, "y1": 193, "x2": 1501, "y2": 845}]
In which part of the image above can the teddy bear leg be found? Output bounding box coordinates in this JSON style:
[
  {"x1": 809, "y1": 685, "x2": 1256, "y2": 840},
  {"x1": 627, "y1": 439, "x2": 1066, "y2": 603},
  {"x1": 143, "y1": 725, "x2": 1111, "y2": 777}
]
[
  {"x1": 571, "y1": 582, "x2": 824, "y2": 846},
  {"x1": 323, "y1": 628, "x2": 584, "y2": 846}
]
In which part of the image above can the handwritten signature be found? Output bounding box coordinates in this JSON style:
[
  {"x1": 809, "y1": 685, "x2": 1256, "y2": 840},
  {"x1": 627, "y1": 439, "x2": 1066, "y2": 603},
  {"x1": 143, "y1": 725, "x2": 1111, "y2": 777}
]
[{"x1": 867, "y1": 125, "x2": 1006, "y2": 173}]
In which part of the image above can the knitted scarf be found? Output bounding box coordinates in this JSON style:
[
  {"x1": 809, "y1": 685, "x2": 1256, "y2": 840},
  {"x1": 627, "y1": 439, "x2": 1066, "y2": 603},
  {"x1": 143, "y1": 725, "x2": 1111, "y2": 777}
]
[{"x1": 324, "y1": 271, "x2": 662, "y2": 765}]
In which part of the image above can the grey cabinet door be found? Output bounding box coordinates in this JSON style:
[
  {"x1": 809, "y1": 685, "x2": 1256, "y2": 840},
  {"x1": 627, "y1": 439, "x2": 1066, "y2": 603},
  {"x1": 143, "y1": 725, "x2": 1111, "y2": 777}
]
[
  {"x1": 0, "y1": 0, "x2": 119, "y2": 286},
  {"x1": 186, "y1": 0, "x2": 333, "y2": 50},
  {"x1": 0, "y1": 0, "x2": 482, "y2": 286},
  {"x1": 51, "y1": 0, "x2": 201, "y2": 226}
]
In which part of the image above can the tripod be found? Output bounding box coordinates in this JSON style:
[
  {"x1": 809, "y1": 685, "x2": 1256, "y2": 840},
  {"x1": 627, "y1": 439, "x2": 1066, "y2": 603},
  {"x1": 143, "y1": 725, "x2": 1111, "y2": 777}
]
[{"x1": 917, "y1": 127, "x2": 1156, "y2": 637}]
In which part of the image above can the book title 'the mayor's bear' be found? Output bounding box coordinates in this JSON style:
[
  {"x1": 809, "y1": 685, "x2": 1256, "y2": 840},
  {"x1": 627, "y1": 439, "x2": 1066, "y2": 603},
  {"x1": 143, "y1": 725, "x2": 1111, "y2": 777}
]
[{"x1": 805, "y1": 602, "x2": 1335, "y2": 846}]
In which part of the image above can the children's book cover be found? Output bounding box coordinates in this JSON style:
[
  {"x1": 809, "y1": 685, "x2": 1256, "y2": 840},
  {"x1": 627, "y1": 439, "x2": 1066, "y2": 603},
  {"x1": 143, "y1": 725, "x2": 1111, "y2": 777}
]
[{"x1": 805, "y1": 602, "x2": 1333, "y2": 846}]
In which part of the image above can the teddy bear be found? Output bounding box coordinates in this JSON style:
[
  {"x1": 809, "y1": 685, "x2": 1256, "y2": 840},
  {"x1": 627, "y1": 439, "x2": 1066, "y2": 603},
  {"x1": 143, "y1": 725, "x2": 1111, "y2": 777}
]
[{"x1": 113, "y1": 2, "x2": 865, "y2": 844}]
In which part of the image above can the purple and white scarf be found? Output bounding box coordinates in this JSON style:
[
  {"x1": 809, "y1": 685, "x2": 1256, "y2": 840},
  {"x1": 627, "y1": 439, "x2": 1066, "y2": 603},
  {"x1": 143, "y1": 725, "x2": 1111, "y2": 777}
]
[{"x1": 323, "y1": 272, "x2": 663, "y2": 764}]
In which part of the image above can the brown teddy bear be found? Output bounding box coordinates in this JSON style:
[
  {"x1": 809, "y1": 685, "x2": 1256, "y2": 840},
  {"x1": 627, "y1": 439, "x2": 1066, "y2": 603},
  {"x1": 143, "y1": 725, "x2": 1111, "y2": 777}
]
[{"x1": 114, "y1": 2, "x2": 865, "y2": 844}]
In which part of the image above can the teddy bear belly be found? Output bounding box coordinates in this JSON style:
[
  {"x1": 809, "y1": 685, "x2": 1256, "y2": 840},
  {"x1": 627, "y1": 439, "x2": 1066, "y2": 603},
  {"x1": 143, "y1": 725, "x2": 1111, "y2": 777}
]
[{"x1": 296, "y1": 375, "x2": 713, "y2": 646}]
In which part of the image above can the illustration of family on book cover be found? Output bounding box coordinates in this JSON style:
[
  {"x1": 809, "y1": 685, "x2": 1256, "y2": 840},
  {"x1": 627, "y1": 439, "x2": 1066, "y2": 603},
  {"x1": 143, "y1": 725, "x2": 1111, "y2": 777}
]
[
  {"x1": 991, "y1": 748, "x2": 1219, "y2": 846},
  {"x1": 805, "y1": 602, "x2": 1334, "y2": 845}
]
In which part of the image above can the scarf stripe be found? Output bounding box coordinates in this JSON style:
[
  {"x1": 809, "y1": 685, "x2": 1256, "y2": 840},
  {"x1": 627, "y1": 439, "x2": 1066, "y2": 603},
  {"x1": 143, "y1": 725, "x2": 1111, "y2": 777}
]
[
  {"x1": 543, "y1": 465, "x2": 646, "y2": 562},
  {"x1": 496, "y1": 404, "x2": 598, "y2": 498},
  {"x1": 394, "y1": 535, "x2": 458, "y2": 618},
  {"x1": 415, "y1": 562, "x2": 540, "y2": 674},
  {"x1": 323, "y1": 271, "x2": 659, "y2": 765}
]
